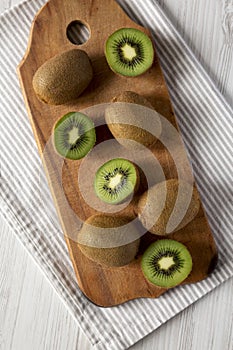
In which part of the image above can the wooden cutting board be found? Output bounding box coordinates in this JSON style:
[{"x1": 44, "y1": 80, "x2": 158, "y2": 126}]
[{"x1": 18, "y1": 0, "x2": 218, "y2": 306}]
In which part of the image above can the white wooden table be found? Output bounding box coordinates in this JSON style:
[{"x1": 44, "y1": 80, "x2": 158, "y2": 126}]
[{"x1": 1, "y1": 1, "x2": 233, "y2": 349}]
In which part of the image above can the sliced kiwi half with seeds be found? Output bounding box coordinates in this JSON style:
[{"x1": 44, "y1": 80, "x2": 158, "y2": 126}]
[
  {"x1": 141, "y1": 239, "x2": 192, "y2": 288},
  {"x1": 53, "y1": 112, "x2": 96, "y2": 160},
  {"x1": 94, "y1": 158, "x2": 139, "y2": 204},
  {"x1": 105, "y1": 28, "x2": 154, "y2": 77}
]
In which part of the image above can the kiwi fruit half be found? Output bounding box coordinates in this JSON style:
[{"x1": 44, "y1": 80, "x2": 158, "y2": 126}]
[
  {"x1": 78, "y1": 214, "x2": 140, "y2": 267},
  {"x1": 94, "y1": 158, "x2": 139, "y2": 204},
  {"x1": 141, "y1": 239, "x2": 192, "y2": 288},
  {"x1": 53, "y1": 112, "x2": 96, "y2": 160},
  {"x1": 105, "y1": 28, "x2": 154, "y2": 77},
  {"x1": 105, "y1": 91, "x2": 161, "y2": 149},
  {"x1": 33, "y1": 49, "x2": 93, "y2": 105},
  {"x1": 137, "y1": 179, "x2": 200, "y2": 235}
]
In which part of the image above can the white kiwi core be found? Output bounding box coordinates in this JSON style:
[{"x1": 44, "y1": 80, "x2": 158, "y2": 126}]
[
  {"x1": 109, "y1": 173, "x2": 123, "y2": 189},
  {"x1": 121, "y1": 44, "x2": 137, "y2": 61},
  {"x1": 158, "y1": 256, "x2": 175, "y2": 270},
  {"x1": 69, "y1": 127, "x2": 80, "y2": 144}
]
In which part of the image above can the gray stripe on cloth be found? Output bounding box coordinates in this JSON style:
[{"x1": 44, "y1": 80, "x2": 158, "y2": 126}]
[{"x1": 0, "y1": 0, "x2": 233, "y2": 349}]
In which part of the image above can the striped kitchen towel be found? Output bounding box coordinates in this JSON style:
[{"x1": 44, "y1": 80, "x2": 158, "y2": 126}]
[{"x1": 0, "y1": 0, "x2": 233, "y2": 349}]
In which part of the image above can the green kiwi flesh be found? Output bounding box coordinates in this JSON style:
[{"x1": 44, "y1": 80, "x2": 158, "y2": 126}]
[
  {"x1": 137, "y1": 179, "x2": 200, "y2": 235},
  {"x1": 78, "y1": 214, "x2": 140, "y2": 267},
  {"x1": 94, "y1": 158, "x2": 139, "y2": 204},
  {"x1": 53, "y1": 112, "x2": 96, "y2": 160},
  {"x1": 105, "y1": 28, "x2": 154, "y2": 77},
  {"x1": 33, "y1": 49, "x2": 93, "y2": 105},
  {"x1": 141, "y1": 239, "x2": 193, "y2": 288}
]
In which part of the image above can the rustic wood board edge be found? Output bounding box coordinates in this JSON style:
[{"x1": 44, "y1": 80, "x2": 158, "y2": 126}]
[{"x1": 17, "y1": 0, "x2": 218, "y2": 306}]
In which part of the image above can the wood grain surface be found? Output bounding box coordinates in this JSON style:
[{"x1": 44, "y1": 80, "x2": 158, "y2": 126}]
[
  {"x1": 1, "y1": 0, "x2": 233, "y2": 349},
  {"x1": 17, "y1": 0, "x2": 217, "y2": 306}
]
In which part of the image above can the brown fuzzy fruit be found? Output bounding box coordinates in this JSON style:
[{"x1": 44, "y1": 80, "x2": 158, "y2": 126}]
[
  {"x1": 137, "y1": 179, "x2": 200, "y2": 235},
  {"x1": 111, "y1": 91, "x2": 153, "y2": 108},
  {"x1": 78, "y1": 214, "x2": 140, "y2": 267},
  {"x1": 105, "y1": 91, "x2": 161, "y2": 149},
  {"x1": 33, "y1": 49, "x2": 93, "y2": 105}
]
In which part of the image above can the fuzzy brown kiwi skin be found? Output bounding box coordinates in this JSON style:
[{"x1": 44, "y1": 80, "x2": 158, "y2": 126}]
[
  {"x1": 137, "y1": 179, "x2": 200, "y2": 235},
  {"x1": 33, "y1": 49, "x2": 93, "y2": 105},
  {"x1": 111, "y1": 91, "x2": 154, "y2": 109},
  {"x1": 106, "y1": 91, "x2": 160, "y2": 149},
  {"x1": 78, "y1": 214, "x2": 140, "y2": 267}
]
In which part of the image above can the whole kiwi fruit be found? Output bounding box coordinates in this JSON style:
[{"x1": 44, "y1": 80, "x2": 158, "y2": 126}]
[
  {"x1": 111, "y1": 91, "x2": 153, "y2": 108},
  {"x1": 137, "y1": 179, "x2": 200, "y2": 235},
  {"x1": 33, "y1": 49, "x2": 93, "y2": 105},
  {"x1": 78, "y1": 214, "x2": 140, "y2": 267},
  {"x1": 105, "y1": 91, "x2": 162, "y2": 149}
]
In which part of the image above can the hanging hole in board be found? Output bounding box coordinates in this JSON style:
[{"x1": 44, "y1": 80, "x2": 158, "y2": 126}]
[{"x1": 66, "y1": 20, "x2": 90, "y2": 45}]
